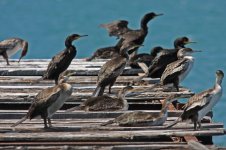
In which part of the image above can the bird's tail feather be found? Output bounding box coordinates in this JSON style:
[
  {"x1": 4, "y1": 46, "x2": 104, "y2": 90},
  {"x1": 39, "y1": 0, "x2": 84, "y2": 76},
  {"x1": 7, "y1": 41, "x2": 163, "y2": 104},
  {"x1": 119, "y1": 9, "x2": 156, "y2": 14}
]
[
  {"x1": 85, "y1": 55, "x2": 95, "y2": 61},
  {"x1": 166, "y1": 117, "x2": 182, "y2": 129},
  {"x1": 137, "y1": 62, "x2": 149, "y2": 75},
  {"x1": 93, "y1": 85, "x2": 105, "y2": 97},
  {"x1": 11, "y1": 116, "x2": 27, "y2": 127},
  {"x1": 142, "y1": 83, "x2": 161, "y2": 92},
  {"x1": 100, "y1": 119, "x2": 114, "y2": 126},
  {"x1": 65, "y1": 106, "x2": 81, "y2": 112},
  {"x1": 30, "y1": 77, "x2": 44, "y2": 85}
]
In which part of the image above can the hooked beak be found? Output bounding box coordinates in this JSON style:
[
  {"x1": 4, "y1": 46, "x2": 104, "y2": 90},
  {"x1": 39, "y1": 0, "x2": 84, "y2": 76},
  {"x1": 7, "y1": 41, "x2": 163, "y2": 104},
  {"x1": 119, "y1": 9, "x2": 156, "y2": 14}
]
[{"x1": 79, "y1": 35, "x2": 88, "y2": 38}]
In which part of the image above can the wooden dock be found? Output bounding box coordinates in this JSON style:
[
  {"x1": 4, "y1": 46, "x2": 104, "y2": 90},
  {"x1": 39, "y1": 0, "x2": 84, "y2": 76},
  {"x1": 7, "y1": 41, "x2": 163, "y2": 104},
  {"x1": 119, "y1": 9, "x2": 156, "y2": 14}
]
[{"x1": 0, "y1": 59, "x2": 225, "y2": 150}]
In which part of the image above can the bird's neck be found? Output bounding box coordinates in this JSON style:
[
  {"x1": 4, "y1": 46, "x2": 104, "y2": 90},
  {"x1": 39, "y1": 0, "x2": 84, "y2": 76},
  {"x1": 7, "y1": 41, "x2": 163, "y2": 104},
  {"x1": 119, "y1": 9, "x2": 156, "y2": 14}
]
[
  {"x1": 216, "y1": 77, "x2": 223, "y2": 86},
  {"x1": 160, "y1": 100, "x2": 168, "y2": 115},
  {"x1": 65, "y1": 38, "x2": 73, "y2": 48},
  {"x1": 120, "y1": 50, "x2": 129, "y2": 59},
  {"x1": 118, "y1": 91, "x2": 126, "y2": 99},
  {"x1": 174, "y1": 42, "x2": 185, "y2": 49},
  {"x1": 140, "y1": 17, "x2": 150, "y2": 33}
]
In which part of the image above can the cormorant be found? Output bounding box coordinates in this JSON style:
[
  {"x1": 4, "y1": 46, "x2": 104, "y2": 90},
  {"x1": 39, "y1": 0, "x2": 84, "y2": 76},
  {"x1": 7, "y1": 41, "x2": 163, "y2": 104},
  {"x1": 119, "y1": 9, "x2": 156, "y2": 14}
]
[
  {"x1": 35, "y1": 34, "x2": 87, "y2": 84},
  {"x1": 11, "y1": 70, "x2": 75, "y2": 128},
  {"x1": 92, "y1": 44, "x2": 141, "y2": 97},
  {"x1": 119, "y1": 12, "x2": 163, "y2": 58},
  {"x1": 148, "y1": 37, "x2": 196, "y2": 78},
  {"x1": 101, "y1": 94, "x2": 185, "y2": 126},
  {"x1": 0, "y1": 38, "x2": 28, "y2": 65},
  {"x1": 160, "y1": 48, "x2": 201, "y2": 91},
  {"x1": 129, "y1": 46, "x2": 163, "y2": 68},
  {"x1": 66, "y1": 86, "x2": 134, "y2": 112},
  {"x1": 86, "y1": 12, "x2": 162, "y2": 61},
  {"x1": 166, "y1": 70, "x2": 224, "y2": 130}
]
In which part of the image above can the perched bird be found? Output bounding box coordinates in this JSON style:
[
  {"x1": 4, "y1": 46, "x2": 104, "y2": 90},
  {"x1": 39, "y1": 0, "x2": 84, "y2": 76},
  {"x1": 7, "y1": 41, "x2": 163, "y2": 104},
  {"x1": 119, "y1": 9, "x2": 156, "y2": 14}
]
[
  {"x1": 11, "y1": 70, "x2": 75, "y2": 128},
  {"x1": 119, "y1": 12, "x2": 163, "y2": 58},
  {"x1": 101, "y1": 94, "x2": 185, "y2": 126},
  {"x1": 160, "y1": 48, "x2": 201, "y2": 91},
  {"x1": 129, "y1": 46, "x2": 163, "y2": 69},
  {"x1": 148, "y1": 37, "x2": 195, "y2": 78},
  {"x1": 86, "y1": 12, "x2": 162, "y2": 61},
  {"x1": 34, "y1": 34, "x2": 87, "y2": 84},
  {"x1": 66, "y1": 86, "x2": 134, "y2": 112},
  {"x1": 166, "y1": 70, "x2": 224, "y2": 130},
  {"x1": 93, "y1": 44, "x2": 141, "y2": 97},
  {"x1": 132, "y1": 48, "x2": 200, "y2": 90},
  {"x1": 100, "y1": 20, "x2": 131, "y2": 39},
  {"x1": 0, "y1": 38, "x2": 28, "y2": 65}
]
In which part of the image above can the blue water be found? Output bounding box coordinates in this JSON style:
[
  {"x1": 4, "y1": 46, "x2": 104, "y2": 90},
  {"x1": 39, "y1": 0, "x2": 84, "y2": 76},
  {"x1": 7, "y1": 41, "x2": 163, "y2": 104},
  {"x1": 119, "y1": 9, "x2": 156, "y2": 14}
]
[{"x1": 1, "y1": 0, "x2": 226, "y2": 146}]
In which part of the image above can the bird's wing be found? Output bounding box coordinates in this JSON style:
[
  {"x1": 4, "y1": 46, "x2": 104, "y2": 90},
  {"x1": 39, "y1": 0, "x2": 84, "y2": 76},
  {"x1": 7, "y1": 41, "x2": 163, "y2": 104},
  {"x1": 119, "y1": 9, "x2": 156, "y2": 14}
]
[
  {"x1": 88, "y1": 96, "x2": 122, "y2": 111},
  {"x1": 0, "y1": 39, "x2": 18, "y2": 49},
  {"x1": 100, "y1": 20, "x2": 131, "y2": 37},
  {"x1": 97, "y1": 57, "x2": 126, "y2": 83},
  {"x1": 27, "y1": 86, "x2": 62, "y2": 117},
  {"x1": 0, "y1": 39, "x2": 18, "y2": 53},
  {"x1": 43, "y1": 50, "x2": 67, "y2": 77},
  {"x1": 160, "y1": 59, "x2": 189, "y2": 83},
  {"x1": 149, "y1": 51, "x2": 176, "y2": 73},
  {"x1": 119, "y1": 30, "x2": 142, "y2": 42},
  {"x1": 184, "y1": 89, "x2": 213, "y2": 111}
]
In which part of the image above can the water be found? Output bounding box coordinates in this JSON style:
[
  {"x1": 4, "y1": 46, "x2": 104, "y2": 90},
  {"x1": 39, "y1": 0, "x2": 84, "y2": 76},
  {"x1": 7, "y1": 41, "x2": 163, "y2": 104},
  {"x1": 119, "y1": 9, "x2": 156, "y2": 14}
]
[{"x1": 1, "y1": 0, "x2": 226, "y2": 145}]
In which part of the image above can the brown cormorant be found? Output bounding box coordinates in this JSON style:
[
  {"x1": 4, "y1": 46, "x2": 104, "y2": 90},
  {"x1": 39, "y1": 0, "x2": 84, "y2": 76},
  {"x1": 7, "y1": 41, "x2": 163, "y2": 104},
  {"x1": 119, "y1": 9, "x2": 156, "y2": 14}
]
[
  {"x1": 159, "y1": 48, "x2": 201, "y2": 91},
  {"x1": 92, "y1": 44, "x2": 141, "y2": 97},
  {"x1": 129, "y1": 46, "x2": 163, "y2": 68},
  {"x1": 35, "y1": 34, "x2": 87, "y2": 84},
  {"x1": 167, "y1": 70, "x2": 224, "y2": 130},
  {"x1": 101, "y1": 94, "x2": 185, "y2": 126},
  {"x1": 0, "y1": 38, "x2": 28, "y2": 65},
  {"x1": 148, "y1": 37, "x2": 196, "y2": 78},
  {"x1": 11, "y1": 70, "x2": 75, "y2": 128},
  {"x1": 66, "y1": 86, "x2": 134, "y2": 112}
]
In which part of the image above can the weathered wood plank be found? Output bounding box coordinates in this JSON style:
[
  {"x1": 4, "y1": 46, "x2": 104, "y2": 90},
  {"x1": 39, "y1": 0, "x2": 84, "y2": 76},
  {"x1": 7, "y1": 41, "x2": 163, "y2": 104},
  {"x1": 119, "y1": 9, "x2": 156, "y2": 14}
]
[{"x1": 0, "y1": 128, "x2": 224, "y2": 142}]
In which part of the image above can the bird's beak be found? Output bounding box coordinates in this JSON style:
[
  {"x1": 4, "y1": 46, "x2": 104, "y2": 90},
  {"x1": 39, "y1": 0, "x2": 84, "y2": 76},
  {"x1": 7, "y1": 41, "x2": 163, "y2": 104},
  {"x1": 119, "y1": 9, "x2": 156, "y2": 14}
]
[
  {"x1": 156, "y1": 13, "x2": 164, "y2": 17},
  {"x1": 79, "y1": 35, "x2": 88, "y2": 38},
  {"x1": 185, "y1": 41, "x2": 197, "y2": 45}
]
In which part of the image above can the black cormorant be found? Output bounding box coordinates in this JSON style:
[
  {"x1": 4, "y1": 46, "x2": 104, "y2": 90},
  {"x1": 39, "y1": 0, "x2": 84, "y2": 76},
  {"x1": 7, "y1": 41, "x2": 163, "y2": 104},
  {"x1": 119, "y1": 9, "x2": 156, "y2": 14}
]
[
  {"x1": 86, "y1": 12, "x2": 162, "y2": 61},
  {"x1": 35, "y1": 34, "x2": 87, "y2": 84},
  {"x1": 0, "y1": 38, "x2": 28, "y2": 65}
]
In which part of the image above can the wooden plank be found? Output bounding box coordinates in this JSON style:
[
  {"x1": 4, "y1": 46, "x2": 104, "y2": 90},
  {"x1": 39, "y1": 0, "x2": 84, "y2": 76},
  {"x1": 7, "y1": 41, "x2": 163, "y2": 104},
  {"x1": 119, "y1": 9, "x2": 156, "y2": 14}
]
[
  {"x1": 0, "y1": 110, "x2": 183, "y2": 119},
  {"x1": 0, "y1": 128, "x2": 224, "y2": 142}
]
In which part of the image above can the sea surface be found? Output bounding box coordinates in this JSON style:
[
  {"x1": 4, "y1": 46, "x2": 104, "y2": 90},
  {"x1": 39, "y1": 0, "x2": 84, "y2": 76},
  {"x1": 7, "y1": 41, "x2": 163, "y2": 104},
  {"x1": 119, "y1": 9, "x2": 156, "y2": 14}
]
[{"x1": 0, "y1": 0, "x2": 226, "y2": 146}]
